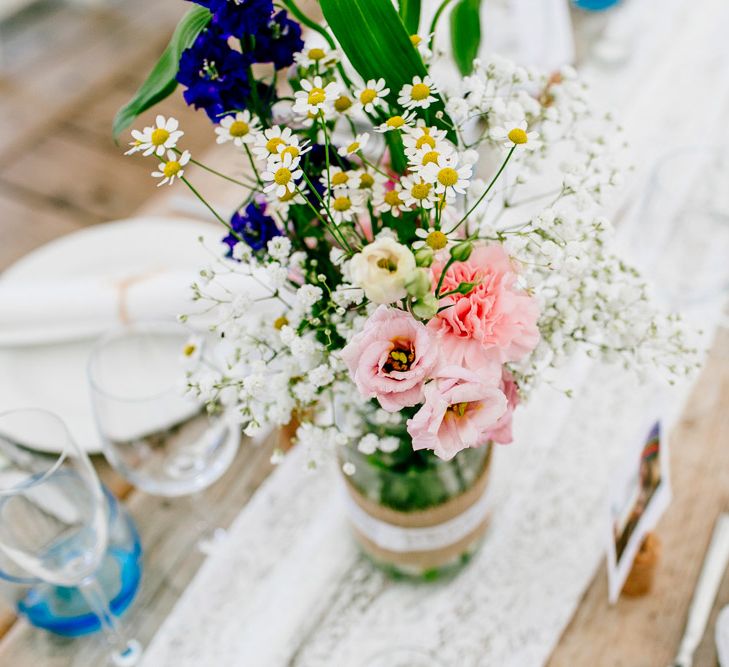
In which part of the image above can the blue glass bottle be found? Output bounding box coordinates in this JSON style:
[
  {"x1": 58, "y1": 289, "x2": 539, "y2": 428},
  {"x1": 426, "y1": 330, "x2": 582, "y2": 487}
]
[
  {"x1": 0, "y1": 487, "x2": 142, "y2": 636},
  {"x1": 572, "y1": 0, "x2": 622, "y2": 10}
]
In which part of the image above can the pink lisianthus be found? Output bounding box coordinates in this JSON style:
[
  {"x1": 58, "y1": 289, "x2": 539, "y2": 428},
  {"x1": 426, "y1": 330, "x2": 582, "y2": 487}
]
[
  {"x1": 428, "y1": 244, "x2": 540, "y2": 365},
  {"x1": 406, "y1": 366, "x2": 507, "y2": 461},
  {"x1": 481, "y1": 369, "x2": 520, "y2": 445},
  {"x1": 340, "y1": 305, "x2": 439, "y2": 411}
]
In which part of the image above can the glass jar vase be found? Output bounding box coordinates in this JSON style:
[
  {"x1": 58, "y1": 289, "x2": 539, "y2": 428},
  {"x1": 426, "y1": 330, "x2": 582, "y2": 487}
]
[{"x1": 342, "y1": 440, "x2": 492, "y2": 580}]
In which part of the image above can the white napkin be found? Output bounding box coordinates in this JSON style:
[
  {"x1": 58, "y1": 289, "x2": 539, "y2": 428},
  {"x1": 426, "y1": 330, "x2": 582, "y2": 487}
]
[
  {"x1": 0, "y1": 271, "x2": 201, "y2": 347},
  {"x1": 0, "y1": 269, "x2": 277, "y2": 347}
]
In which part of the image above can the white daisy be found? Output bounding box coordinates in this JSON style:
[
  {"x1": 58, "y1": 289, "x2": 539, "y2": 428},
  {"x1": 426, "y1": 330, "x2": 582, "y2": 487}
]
[
  {"x1": 413, "y1": 227, "x2": 450, "y2": 251},
  {"x1": 292, "y1": 76, "x2": 340, "y2": 118},
  {"x1": 293, "y1": 45, "x2": 340, "y2": 70},
  {"x1": 409, "y1": 34, "x2": 434, "y2": 61},
  {"x1": 374, "y1": 186, "x2": 407, "y2": 216},
  {"x1": 352, "y1": 168, "x2": 388, "y2": 199},
  {"x1": 261, "y1": 153, "x2": 303, "y2": 198},
  {"x1": 252, "y1": 126, "x2": 296, "y2": 160},
  {"x1": 322, "y1": 166, "x2": 354, "y2": 191},
  {"x1": 374, "y1": 110, "x2": 417, "y2": 133},
  {"x1": 338, "y1": 133, "x2": 370, "y2": 157},
  {"x1": 407, "y1": 142, "x2": 456, "y2": 173},
  {"x1": 490, "y1": 119, "x2": 539, "y2": 148},
  {"x1": 400, "y1": 174, "x2": 438, "y2": 209},
  {"x1": 215, "y1": 111, "x2": 261, "y2": 146},
  {"x1": 324, "y1": 191, "x2": 364, "y2": 224},
  {"x1": 266, "y1": 186, "x2": 308, "y2": 218},
  {"x1": 402, "y1": 124, "x2": 447, "y2": 153},
  {"x1": 420, "y1": 154, "x2": 472, "y2": 195},
  {"x1": 151, "y1": 150, "x2": 190, "y2": 187},
  {"x1": 333, "y1": 93, "x2": 356, "y2": 116},
  {"x1": 398, "y1": 75, "x2": 438, "y2": 110},
  {"x1": 354, "y1": 78, "x2": 390, "y2": 114},
  {"x1": 129, "y1": 115, "x2": 183, "y2": 157}
]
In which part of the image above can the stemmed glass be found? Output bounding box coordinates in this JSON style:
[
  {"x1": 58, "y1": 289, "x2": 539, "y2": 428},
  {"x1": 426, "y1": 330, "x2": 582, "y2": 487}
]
[
  {"x1": 0, "y1": 408, "x2": 141, "y2": 665},
  {"x1": 87, "y1": 322, "x2": 240, "y2": 548}
]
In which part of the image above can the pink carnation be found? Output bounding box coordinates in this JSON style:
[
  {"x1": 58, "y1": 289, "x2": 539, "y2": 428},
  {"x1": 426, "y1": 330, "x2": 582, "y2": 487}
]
[
  {"x1": 428, "y1": 244, "x2": 540, "y2": 365},
  {"x1": 340, "y1": 305, "x2": 439, "y2": 412},
  {"x1": 481, "y1": 369, "x2": 520, "y2": 445},
  {"x1": 406, "y1": 366, "x2": 507, "y2": 461}
]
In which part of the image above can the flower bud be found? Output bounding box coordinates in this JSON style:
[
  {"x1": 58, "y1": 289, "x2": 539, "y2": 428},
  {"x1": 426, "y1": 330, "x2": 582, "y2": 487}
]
[
  {"x1": 412, "y1": 294, "x2": 439, "y2": 319},
  {"x1": 414, "y1": 246, "x2": 434, "y2": 267},
  {"x1": 454, "y1": 281, "x2": 477, "y2": 296},
  {"x1": 450, "y1": 241, "x2": 473, "y2": 262},
  {"x1": 405, "y1": 268, "x2": 431, "y2": 299}
]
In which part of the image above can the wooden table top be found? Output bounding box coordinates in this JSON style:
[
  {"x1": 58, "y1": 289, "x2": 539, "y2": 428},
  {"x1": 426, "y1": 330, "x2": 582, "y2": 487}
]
[{"x1": 0, "y1": 0, "x2": 728, "y2": 665}]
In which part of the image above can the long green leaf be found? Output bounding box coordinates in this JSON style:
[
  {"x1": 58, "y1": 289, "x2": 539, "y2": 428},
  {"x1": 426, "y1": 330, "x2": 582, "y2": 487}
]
[
  {"x1": 399, "y1": 0, "x2": 422, "y2": 35},
  {"x1": 319, "y1": 0, "x2": 454, "y2": 141},
  {"x1": 112, "y1": 6, "x2": 211, "y2": 140},
  {"x1": 450, "y1": 0, "x2": 482, "y2": 76}
]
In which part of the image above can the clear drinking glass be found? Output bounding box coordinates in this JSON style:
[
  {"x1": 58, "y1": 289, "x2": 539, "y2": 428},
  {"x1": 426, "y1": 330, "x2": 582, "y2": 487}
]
[
  {"x1": 88, "y1": 322, "x2": 239, "y2": 553},
  {"x1": 0, "y1": 408, "x2": 141, "y2": 665}
]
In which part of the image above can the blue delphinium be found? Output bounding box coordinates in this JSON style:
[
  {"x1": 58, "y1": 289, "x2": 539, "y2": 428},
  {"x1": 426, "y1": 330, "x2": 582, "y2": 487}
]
[
  {"x1": 223, "y1": 201, "x2": 281, "y2": 254},
  {"x1": 252, "y1": 10, "x2": 304, "y2": 70},
  {"x1": 176, "y1": 27, "x2": 252, "y2": 121}
]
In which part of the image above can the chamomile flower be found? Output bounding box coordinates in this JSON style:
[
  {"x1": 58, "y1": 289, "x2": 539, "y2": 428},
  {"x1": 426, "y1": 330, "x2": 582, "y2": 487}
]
[
  {"x1": 275, "y1": 137, "x2": 311, "y2": 161},
  {"x1": 325, "y1": 191, "x2": 364, "y2": 224},
  {"x1": 266, "y1": 186, "x2": 308, "y2": 218},
  {"x1": 408, "y1": 142, "x2": 455, "y2": 172},
  {"x1": 413, "y1": 227, "x2": 450, "y2": 250},
  {"x1": 354, "y1": 79, "x2": 390, "y2": 114},
  {"x1": 262, "y1": 153, "x2": 303, "y2": 198},
  {"x1": 323, "y1": 166, "x2": 354, "y2": 191},
  {"x1": 338, "y1": 133, "x2": 370, "y2": 157},
  {"x1": 352, "y1": 168, "x2": 388, "y2": 199},
  {"x1": 375, "y1": 110, "x2": 417, "y2": 133},
  {"x1": 400, "y1": 174, "x2": 438, "y2": 209},
  {"x1": 398, "y1": 75, "x2": 438, "y2": 110},
  {"x1": 409, "y1": 34, "x2": 433, "y2": 61},
  {"x1": 333, "y1": 94, "x2": 355, "y2": 116},
  {"x1": 420, "y1": 154, "x2": 472, "y2": 195},
  {"x1": 402, "y1": 124, "x2": 447, "y2": 153},
  {"x1": 294, "y1": 45, "x2": 340, "y2": 70},
  {"x1": 374, "y1": 186, "x2": 407, "y2": 216},
  {"x1": 152, "y1": 150, "x2": 190, "y2": 187},
  {"x1": 129, "y1": 115, "x2": 183, "y2": 157},
  {"x1": 491, "y1": 120, "x2": 539, "y2": 148},
  {"x1": 253, "y1": 126, "x2": 296, "y2": 161},
  {"x1": 293, "y1": 76, "x2": 340, "y2": 118},
  {"x1": 215, "y1": 111, "x2": 260, "y2": 146}
]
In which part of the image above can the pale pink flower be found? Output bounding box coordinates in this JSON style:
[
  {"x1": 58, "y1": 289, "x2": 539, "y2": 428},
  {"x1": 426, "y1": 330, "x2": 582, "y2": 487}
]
[
  {"x1": 340, "y1": 306, "x2": 439, "y2": 411},
  {"x1": 428, "y1": 244, "x2": 540, "y2": 365},
  {"x1": 481, "y1": 369, "x2": 520, "y2": 445},
  {"x1": 406, "y1": 366, "x2": 507, "y2": 460}
]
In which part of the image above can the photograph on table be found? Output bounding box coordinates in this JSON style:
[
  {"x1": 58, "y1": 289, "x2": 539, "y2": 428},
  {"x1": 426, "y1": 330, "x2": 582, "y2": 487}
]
[{"x1": 607, "y1": 417, "x2": 671, "y2": 603}]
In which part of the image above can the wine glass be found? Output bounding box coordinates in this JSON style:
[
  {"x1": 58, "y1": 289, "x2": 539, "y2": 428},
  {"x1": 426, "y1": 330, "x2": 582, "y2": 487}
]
[
  {"x1": 0, "y1": 408, "x2": 141, "y2": 665},
  {"x1": 87, "y1": 322, "x2": 240, "y2": 548}
]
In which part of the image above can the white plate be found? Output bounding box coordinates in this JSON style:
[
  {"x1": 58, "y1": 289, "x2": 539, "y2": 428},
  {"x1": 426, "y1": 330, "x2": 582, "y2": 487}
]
[{"x1": 0, "y1": 217, "x2": 222, "y2": 454}]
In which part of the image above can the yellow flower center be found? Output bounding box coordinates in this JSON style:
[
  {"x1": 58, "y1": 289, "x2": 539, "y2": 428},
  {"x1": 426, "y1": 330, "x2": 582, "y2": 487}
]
[
  {"x1": 229, "y1": 120, "x2": 250, "y2": 137},
  {"x1": 386, "y1": 115, "x2": 406, "y2": 129},
  {"x1": 411, "y1": 182, "x2": 431, "y2": 199},
  {"x1": 273, "y1": 316, "x2": 289, "y2": 330},
  {"x1": 410, "y1": 83, "x2": 431, "y2": 101},
  {"x1": 415, "y1": 134, "x2": 436, "y2": 150},
  {"x1": 410, "y1": 35, "x2": 422, "y2": 46},
  {"x1": 274, "y1": 167, "x2": 292, "y2": 185},
  {"x1": 421, "y1": 150, "x2": 440, "y2": 166},
  {"x1": 385, "y1": 342, "x2": 415, "y2": 372},
  {"x1": 508, "y1": 128, "x2": 528, "y2": 144},
  {"x1": 359, "y1": 173, "x2": 375, "y2": 189},
  {"x1": 334, "y1": 95, "x2": 353, "y2": 112},
  {"x1": 359, "y1": 88, "x2": 377, "y2": 105},
  {"x1": 182, "y1": 343, "x2": 197, "y2": 357},
  {"x1": 346, "y1": 141, "x2": 360, "y2": 153},
  {"x1": 308, "y1": 87, "x2": 326, "y2": 106},
  {"x1": 151, "y1": 128, "x2": 170, "y2": 146},
  {"x1": 331, "y1": 172, "x2": 349, "y2": 186},
  {"x1": 266, "y1": 137, "x2": 284, "y2": 154},
  {"x1": 332, "y1": 196, "x2": 352, "y2": 212},
  {"x1": 376, "y1": 256, "x2": 398, "y2": 272},
  {"x1": 426, "y1": 230, "x2": 448, "y2": 250},
  {"x1": 448, "y1": 402, "x2": 470, "y2": 418},
  {"x1": 280, "y1": 145, "x2": 299, "y2": 159},
  {"x1": 308, "y1": 48, "x2": 326, "y2": 61},
  {"x1": 385, "y1": 191, "x2": 402, "y2": 207},
  {"x1": 163, "y1": 161, "x2": 181, "y2": 178},
  {"x1": 437, "y1": 167, "x2": 459, "y2": 187}
]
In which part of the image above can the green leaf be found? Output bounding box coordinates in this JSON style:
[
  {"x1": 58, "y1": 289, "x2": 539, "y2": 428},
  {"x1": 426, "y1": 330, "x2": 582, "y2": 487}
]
[
  {"x1": 319, "y1": 0, "x2": 454, "y2": 144},
  {"x1": 112, "y1": 6, "x2": 211, "y2": 140},
  {"x1": 399, "y1": 0, "x2": 422, "y2": 35},
  {"x1": 450, "y1": 0, "x2": 482, "y2": 76}
]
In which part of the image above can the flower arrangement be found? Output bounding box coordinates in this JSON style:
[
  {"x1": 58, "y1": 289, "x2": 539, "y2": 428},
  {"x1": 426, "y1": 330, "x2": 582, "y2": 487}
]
[{"x1": 117, "y1": 1, "x2": 694, "y2": 494}]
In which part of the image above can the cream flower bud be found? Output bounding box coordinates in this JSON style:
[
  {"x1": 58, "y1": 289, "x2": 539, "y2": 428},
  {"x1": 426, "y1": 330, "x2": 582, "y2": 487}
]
[{"x1": 349, "y1": 237, "x2": 416, "y2": 304}]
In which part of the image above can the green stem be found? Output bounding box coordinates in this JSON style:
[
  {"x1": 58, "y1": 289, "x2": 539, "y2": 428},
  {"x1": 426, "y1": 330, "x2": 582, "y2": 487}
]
[
  {"x1": 428, "y1": 0, "x2": 456, "y2": 49},
  {"x1": 187, "y1": 156, "x2": 260, "y2": 191},
  {"x1": 181, "y1": 177, "x2": 236, "y2": 235},
  {"x1": 446, "y1": 145, "x2": 516, "y2": 235},
  {"x1": 434, "y1": 256, "x2": 456, "y2": 298}
]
